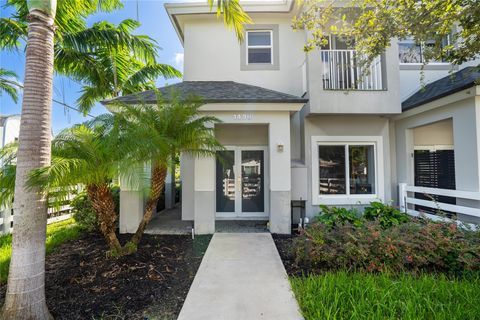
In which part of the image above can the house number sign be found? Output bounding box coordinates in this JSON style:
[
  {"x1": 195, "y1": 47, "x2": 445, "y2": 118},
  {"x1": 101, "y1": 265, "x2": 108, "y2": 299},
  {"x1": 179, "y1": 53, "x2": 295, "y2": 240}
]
[{"x1": 233, "y1": 113, "x2": 253, "y2": 120}]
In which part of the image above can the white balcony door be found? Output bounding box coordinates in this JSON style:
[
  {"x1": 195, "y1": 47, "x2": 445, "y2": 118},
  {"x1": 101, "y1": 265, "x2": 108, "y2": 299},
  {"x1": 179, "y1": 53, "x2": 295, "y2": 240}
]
[{"x1": 215, "y1": 146, "x2": 269, "y2": 219}]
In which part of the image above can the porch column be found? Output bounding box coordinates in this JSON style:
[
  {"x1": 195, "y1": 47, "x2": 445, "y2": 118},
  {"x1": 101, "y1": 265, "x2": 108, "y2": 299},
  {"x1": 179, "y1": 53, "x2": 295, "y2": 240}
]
[
  {"x1": 164, "y1": 163, "x2": 176, "y2": 210},
  {"x1": 119, "y1": 164, "x2": 148, "y2": 234},
  {"x1": 269, "y1": 113, "x2": 292, "y2": 234},
  {"x1": 194, "y1": 155, "x2": 216, "y2": 234},
  {"x1": 453, "y1": 89, "x2": 480, "y2": 222}
]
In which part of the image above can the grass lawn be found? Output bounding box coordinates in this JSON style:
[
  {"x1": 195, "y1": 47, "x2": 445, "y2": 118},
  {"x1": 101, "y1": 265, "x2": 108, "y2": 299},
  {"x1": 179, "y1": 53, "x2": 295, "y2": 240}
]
[
  {"x1": 0, "y1": 218, "x2": 83, "y2": 284},
  {"x1": 290, "y1": 272, "x2": 480, "y2": 320}
]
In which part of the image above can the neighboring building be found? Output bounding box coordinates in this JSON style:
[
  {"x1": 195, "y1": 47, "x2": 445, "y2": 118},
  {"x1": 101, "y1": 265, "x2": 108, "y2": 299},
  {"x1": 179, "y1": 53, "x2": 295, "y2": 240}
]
[
  {"x1": 105, "y1": 0, "x2": 480, "y2": 234},
  {"x1": 0, "y1": 114, "x2": 21, "y2": 234}
]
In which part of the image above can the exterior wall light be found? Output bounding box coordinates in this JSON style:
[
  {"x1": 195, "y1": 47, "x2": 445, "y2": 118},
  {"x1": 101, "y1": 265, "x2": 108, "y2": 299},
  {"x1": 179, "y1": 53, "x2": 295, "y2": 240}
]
[{"x1": 277, "y1": 142, "x2": 284, "y2": 153}]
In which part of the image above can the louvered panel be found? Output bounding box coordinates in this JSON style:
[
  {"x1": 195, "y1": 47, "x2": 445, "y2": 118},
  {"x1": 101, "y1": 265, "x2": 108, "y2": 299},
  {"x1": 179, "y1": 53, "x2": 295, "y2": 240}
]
[{"x1": 414, "y1": 149, "x2": 456, "y2": 216}]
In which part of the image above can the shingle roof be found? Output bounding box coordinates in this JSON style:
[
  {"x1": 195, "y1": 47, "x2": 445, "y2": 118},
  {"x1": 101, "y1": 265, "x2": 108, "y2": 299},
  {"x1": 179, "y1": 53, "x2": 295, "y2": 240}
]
[
  {"x1": 102, "y1": 81, "x2": 308, "y2": 105},
  {"x1": 402, "y1": 67, "x2": 480, "y2": 111}
]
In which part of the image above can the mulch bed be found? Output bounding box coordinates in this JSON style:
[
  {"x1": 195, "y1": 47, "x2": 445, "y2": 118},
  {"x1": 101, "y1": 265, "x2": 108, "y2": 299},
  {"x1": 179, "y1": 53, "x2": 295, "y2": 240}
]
[
  {"x1": 0, "y1": 233, "x2": 211, "y2": 320},
  {"x1": 273, "y1": 234, "x2": 309, "y2": 277}
]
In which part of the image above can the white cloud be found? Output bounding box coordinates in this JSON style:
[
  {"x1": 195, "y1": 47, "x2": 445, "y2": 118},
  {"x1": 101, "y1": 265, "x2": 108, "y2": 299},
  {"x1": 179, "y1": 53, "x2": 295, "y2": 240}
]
[{"x1": 174, "y1": 52, "x2": 184, "y2": 66}]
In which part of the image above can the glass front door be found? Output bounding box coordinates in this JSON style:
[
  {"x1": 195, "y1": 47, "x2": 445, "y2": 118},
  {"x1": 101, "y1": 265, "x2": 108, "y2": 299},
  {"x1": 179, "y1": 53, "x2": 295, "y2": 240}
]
[{"x1": 216, "y1": 147, "x2": 267, "y2": 218}]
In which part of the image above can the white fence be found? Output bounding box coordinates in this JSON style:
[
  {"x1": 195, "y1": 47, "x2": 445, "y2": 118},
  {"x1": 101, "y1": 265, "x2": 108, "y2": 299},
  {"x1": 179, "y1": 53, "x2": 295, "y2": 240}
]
[
  {"x1": 320, "y1": 50, "x2": 384, "y2": 91},
  {"x1": 0, "y1": 194, "x2": 75, "y2": 234},
  {"x1": 398, "y1": 183, "x2": 480, "y2": 227}
]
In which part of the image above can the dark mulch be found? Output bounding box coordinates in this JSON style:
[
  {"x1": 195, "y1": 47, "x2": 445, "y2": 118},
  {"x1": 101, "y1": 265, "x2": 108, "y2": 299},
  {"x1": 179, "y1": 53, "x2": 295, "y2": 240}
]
[
  {"x1": 272, "y1": 234, "x2": 309, "y2": 277},
  {"x1": 0, "y1": 233, "x2": 211, "y2": 320}
]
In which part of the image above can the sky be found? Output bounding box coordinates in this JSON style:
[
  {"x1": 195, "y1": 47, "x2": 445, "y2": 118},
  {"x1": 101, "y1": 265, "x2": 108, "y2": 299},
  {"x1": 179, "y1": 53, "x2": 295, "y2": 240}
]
[{"x1": 0, "y1": 0, "x2": 189, "y2": 134}]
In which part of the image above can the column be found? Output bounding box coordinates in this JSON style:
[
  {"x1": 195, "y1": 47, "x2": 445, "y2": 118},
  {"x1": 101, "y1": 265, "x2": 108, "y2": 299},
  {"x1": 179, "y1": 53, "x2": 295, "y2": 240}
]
[
  {"x1": 194, "y1": 155, "x2": 216, "y2": 234},
  {"x1": 164, "y1": 163, "x2": 176, "y2": 210},
  {"x1": 119, "y1": 165, "x2": 147, "y2": 234},
  {"x1": 269, "y1": 113, "x2": 292, "y2": 234}
]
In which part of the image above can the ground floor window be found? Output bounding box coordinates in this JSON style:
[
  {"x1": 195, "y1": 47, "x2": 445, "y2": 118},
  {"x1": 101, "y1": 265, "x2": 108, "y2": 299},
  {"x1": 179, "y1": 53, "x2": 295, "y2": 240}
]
[{"x1": 312, "y1": 136, "x2": 383, "y2": 205}]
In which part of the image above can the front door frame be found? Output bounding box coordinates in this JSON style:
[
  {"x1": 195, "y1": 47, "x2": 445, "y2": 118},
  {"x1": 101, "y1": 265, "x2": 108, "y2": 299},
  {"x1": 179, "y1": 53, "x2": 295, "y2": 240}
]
[{"x1": 215, "y1": 145, "x2": 269, "y2": 219}]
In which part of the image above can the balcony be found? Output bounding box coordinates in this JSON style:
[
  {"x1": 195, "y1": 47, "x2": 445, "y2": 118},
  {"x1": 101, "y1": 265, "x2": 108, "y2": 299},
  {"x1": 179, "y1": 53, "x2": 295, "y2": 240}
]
[{"x1": 320, "y1": 50, "x2": 386, "y2": 91}]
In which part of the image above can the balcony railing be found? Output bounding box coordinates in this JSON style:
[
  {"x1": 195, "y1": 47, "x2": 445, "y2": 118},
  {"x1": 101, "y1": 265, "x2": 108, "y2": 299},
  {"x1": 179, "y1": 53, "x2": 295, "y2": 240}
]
[{"x1": 320, "y1": 50, "x2": 385, "y2": 91}]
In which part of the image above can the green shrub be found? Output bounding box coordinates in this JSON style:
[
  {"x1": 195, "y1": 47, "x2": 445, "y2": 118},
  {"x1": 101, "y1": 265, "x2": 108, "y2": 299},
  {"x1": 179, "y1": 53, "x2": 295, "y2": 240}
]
[
  {"x1": 363, "y1": 201, "x2": 410, "y2": 228},
  {"x1": 71, "y1": 185, "x2": 120, "y2": 231},
  {"x1": 71, "y1": 192, "x2": 97, "y2": 231},
  {"x1": 294, "y1": 219, "x2": 480, "y2": 276},
  {"x1": 317, "y1": 205, "x2": 363, "y2": 227}
]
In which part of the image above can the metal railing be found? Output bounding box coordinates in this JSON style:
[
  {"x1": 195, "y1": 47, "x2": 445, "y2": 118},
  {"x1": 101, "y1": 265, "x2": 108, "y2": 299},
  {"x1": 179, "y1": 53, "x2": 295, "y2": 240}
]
[
  {"x1": 398, "y1": 183, "x2": 480, "y2": 228},
  {"x1": 320, "y1": 50, "x2": 385, "y2": 91}
]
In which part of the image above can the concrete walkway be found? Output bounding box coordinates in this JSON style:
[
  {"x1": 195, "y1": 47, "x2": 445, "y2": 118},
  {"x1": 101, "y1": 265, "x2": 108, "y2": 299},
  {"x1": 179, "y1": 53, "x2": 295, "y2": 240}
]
[{"x1": 178, "y1": 233, "x2": 303, "y2": 320}]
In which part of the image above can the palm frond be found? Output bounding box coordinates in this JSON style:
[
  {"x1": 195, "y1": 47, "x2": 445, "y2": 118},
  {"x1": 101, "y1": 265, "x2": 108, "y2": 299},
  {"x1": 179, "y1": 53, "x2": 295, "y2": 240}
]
[
  {"x1": 0, "y1": 17, "x2": 27, "y2": 50},
  {"x1": 208, "y1": 0, "x2": 252, "y2": 42},
  {"x1": 124, "y1": 64, "x2": 182, "y2": 94},
  {"x1": 0, "y1": 68, "x2": 21, "y2": 103},
  {"x1": 62, "y1": 28, "x2": 158, "y2": 64}
]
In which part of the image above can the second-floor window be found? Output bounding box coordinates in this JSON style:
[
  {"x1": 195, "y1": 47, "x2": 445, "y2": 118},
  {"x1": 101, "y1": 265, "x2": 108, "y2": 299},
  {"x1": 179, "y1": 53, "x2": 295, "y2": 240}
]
[
  {"x1": 399, "y1": 36, "x2": 451, "y2": 64},
  {"x1": 246, "y1": 30, "x2": 273, "y2": 64}
]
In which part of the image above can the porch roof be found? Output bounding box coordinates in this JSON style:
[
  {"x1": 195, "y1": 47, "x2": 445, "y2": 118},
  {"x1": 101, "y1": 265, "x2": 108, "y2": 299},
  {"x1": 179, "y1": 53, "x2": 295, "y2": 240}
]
[
  {"x1": 402, "y1": 67, "x2": 480, "y2": 111},
  {"x1": 102, "y1": 81, "x2": 308, "y2": 105}
]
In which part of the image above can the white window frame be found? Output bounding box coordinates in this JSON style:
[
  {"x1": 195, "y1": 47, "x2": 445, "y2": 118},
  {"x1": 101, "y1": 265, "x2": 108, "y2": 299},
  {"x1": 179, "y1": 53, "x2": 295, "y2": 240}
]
[
  {"x1": 311, "y1": 136, "x2": 385, "y2": 205},
  {"x1": 246, "y1": 30, "x2": 273, "y2": 65}
]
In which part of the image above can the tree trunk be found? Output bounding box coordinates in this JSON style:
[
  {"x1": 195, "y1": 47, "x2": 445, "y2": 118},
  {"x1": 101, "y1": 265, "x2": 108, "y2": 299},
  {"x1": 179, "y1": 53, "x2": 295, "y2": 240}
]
[
  {"x1": 2, "y1": 10, "x2": 55, "y2": 320},
  {"x1": 87, "y1": 184, "x2": 122, "y2": 252},
  {"x1": 130, "y1": 163, "x2": 167, "y2": 245}
]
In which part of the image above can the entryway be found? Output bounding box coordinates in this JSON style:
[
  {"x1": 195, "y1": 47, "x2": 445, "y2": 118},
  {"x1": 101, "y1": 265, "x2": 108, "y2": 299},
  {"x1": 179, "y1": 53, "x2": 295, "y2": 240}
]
[{"x1": 215, "y1": 146, "x2": 269, "y2": 219}]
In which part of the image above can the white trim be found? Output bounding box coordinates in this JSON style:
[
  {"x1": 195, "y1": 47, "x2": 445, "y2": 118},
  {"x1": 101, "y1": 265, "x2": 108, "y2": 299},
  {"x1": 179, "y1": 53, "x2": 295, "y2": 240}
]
[
  {"x1": 414, "y1": 144, "x2": 454, "y2": 151},
  {"x1": 246, "y1": 30, "x2": 273, "y2": 65},
  {"x1": 215, "y1": 146, "x2": 270, "y2": 219},
  {"x1": 405, "y1": 185, "x2": 480, "y2": 201},
  {"x1": 311, "y1": 136, "x2": 385, "y2": 205}
]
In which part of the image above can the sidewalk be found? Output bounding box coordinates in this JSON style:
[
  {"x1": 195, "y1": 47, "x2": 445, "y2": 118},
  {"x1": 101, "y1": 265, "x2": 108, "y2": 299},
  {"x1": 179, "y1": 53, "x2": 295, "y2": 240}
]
[{"x1": 178, "y1": 233, "x2": 303, "y2": 320}]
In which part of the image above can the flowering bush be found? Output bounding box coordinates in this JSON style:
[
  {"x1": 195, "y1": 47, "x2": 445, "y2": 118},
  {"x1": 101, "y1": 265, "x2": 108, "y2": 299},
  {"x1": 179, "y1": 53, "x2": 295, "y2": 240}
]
[{"x1": 293, "y1": 219, "x2": 480, "y2": 276}]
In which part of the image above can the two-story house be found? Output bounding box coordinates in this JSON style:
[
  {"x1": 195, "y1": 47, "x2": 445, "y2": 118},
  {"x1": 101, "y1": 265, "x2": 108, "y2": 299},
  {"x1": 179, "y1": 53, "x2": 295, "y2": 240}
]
[{"x1": 106, "y1": 0, "x2": 480, "y2": 234}]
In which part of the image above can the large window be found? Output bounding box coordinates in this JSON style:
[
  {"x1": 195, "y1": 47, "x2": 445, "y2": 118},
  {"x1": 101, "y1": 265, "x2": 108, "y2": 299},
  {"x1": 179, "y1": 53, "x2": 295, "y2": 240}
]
[
  {"x1": 399, "y1": 37, "x2": 451, "y2": 64},
  {"x1": 312, "y1": 137, "x2": 383, "y2": 205},
  {"x1": 246, "y1": 30, "x2": 273, "y2": 64}
]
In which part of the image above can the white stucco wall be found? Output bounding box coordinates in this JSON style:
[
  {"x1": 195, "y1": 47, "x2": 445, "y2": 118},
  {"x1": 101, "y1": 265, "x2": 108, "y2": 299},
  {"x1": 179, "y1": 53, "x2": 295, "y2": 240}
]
[
  {"x1": 183, "y1": 16, "x2": 306, "y2": 96},
  {"x1": 181, "y1": 108, "x2": 295, "y2": 234},
  {"x1": 303, "y1": 115, "x2": 392, "y2": 217},
  {"x1": 306, "y1": 42, "x2": 401, "y2": 115},
  {"x1": 1, "y1": 115, "x2": 20, "y2": 148},
  {"x1": 399, "y1": 58, "x2": 480, "y2": 101}
]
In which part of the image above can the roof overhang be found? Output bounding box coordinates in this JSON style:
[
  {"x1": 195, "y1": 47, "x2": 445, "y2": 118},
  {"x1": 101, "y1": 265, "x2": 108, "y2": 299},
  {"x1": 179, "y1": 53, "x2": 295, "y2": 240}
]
[
  {"x1": 392, "y1": 85, "x2": 478, "y2": 121},
  {"x1": 165, "y1": 0, "x2": 296, "y2": 44}
]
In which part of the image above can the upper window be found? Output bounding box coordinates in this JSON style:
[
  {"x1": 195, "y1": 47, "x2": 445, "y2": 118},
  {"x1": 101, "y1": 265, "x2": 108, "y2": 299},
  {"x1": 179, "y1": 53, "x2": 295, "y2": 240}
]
[
  {"x1": 311, "y1": 136, "x2": 384, "y2": 205},
  {"x1": 399, "y1": 36, "x2": 451, "y2": 64},
  {"x1": 240, "y1": 25, "x2": 279, "y2": 71},
  {"x1": 246, "y1": 30, "x2": 273, "y2": 64}
]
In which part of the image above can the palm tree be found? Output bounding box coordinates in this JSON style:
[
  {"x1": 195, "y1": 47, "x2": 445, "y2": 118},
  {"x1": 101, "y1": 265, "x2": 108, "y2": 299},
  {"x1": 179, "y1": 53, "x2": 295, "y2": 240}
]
[
  {"x1": 28, "y1": 121, "x2": 131, "y2": 253},
  {"x1": 112, "y1": 93, "x2": 223, "y2": 246},
  {"x1": 1, "y1": 0, "x2": 163, "y2": 110},
  {"x1": 1, "y1": 0, "x2": 57, "y2": 318},
  {"x1": 0, "y1": 68, "x2": 20, "y2": 103},
  {"x1": 54, "y1": 19, "x2": 181, "y2": 114}
]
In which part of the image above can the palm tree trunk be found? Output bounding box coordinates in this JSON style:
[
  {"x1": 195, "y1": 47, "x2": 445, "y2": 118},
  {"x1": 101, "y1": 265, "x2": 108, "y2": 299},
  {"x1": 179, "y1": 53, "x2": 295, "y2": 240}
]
[
  {"x1": 1, "y1": 9, "x2": 55, "y2": 320},
  {"x1": 87, "y1": 184, "x2": 122, "y2": 252},
  {"x1": 130, "y1": 163, "x2": 167, "y2": 245}
]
